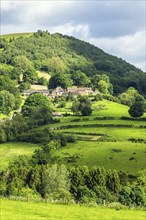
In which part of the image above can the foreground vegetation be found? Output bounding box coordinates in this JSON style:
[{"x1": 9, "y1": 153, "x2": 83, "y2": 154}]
[{"x1": 1, "y1": 198, "x2": 145, "y2": 220}]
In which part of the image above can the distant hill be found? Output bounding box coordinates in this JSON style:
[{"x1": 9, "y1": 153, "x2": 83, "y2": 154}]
[{"x1": 0, "y1": 30, "x2": 146, "y2": 95}]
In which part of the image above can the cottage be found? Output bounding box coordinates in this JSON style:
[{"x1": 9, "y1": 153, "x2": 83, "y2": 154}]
[
  {"x1": 67, "y1": 87, "x2": 92, "y2": 96},
  {"x1": 23, "y1": 89, "x2": 49, "y2": 96},
  {"x1": 50, "y1": 87, "x2": 65, "y2": 98},
  {"x1": 49, "y1": 86, "x2": 99, "y2": 98}
]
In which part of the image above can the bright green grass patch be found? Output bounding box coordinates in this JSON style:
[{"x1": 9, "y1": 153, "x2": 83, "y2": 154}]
[
  {"x1": 37, "y1": 71, "x2": 51, "y2": 80},
  {"x1": 0, "y1": 113, "x2": 7, "y2": 120},
  {"x1": 46, "y1": 119, "x2": 146, "y2": 130},
  {"x1": 58, "y1": 99, "x2": 146, "y2": 122},
  {"x1": 30, "y1": 85, "x2": 48, "y2": 90},
  {"x1": 1, "y1": 198, "x2": 145, "y2": 220},
  {"x1": 54, "y1": 141, "x2": 146, "y2": 175},
  {"x1": 1, "y1": 32, "x2": 33, "y2": 41},
  {"x1": 0, "y1": 142, "x2": 40, "y2": 171},
  {"x1": 56, "y1": 127, "x2": 146, "y2": 141},
  {"x1": 92, "y1": 100, "x2": 129, "y2": 118}
]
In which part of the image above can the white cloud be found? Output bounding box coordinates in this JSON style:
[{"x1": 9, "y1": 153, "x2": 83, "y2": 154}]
[
  {"x1": 49, "y1": 23, "x2": 90, "y2": 38},
  {"x1": 88, "y1": 31, "x2": 145, "y2": 71}
]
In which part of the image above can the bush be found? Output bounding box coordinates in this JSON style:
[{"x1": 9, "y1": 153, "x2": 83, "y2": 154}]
[
  {"x1": 108, "y1": 202, "x2": 125, "y2": 210},
  {"x1": 66, "y1": 135, "x2": 76, "y2": 143},
  {"x1": 119, "y1": 186, "x2": 145, "y2": 206},
  {"x1": 93, "y1": 186, "x2": 115, "y2": 204},
  {"x1": 57, "y1": 102, "x2": 66, "y2": 108}
]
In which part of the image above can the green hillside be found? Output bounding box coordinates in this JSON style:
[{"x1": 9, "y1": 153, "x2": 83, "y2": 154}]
[
  {"x1": 1, "y1": 30, "x2": 146, "y2": 95},
  {"x1": 45, "y1": 100, "x2": 146, "y2": 175}
]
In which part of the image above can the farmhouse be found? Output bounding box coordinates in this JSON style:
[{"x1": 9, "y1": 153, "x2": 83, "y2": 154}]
[
  {"x1": 49, "y1": 86, "x2": 98, "y2": 98},
  {"x1": 67, "y1": 87, "x2": 92, "y2": 96},
  {"x1": 23, "y1": 89, "x2": 49, "y2": 96},
  {"x1": 49, "y1": 87, "x2": 64, "y2": 98}
]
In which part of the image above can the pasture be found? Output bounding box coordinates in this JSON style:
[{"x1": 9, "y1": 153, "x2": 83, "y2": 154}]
[
  {"x1": 1, "y1": 198, "x2": 145, "y2": 220},
  {"x1": 54, "y1": 141, "x2": 145, "y2": 175},
  {"x1": 0, "y1": 142, "x2": 40, "y2": 171}
]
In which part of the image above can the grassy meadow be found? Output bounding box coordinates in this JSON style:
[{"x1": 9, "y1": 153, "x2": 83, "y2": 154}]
[
  {"x1": 0, "y1": 142, "x2": 40, "y2": 171},
  {"x1": 1, "y1": 198, "x2": 145, "y2": 220},
  {"x1": 0, "y1": 99, "x2": 145, "y2": 176},
  {"x1": 54, "y1": 141, "x2": 145, "y2": 175},
  {"x1": 48, "y1": 100, "x2": 146, "y2": 175}
]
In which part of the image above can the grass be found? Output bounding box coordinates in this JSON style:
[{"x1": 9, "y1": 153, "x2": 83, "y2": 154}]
[
  {"x1": 0, "y1": 142, "x2": 40, "y2": 171},
  {"x1": 37, "y1": 71, "x2": 51, "y2": 80},
  {"x1": 57, "y1": 127, "x2": 146, "y2": 141},
  {"x1": 0, "y1": 198, "x2": 145, "y2": 220},
  {"x1": 30, "y1": 85, "x2": 48, "y2": 91},
  {"x1": 92, "y1": 100, "x2": 129, "y2": 118},
  {"x1": 0, "y1": 33, "x2": 33, "y2": 41},
  {"x1": 0, "y1": 100, "x2": 145, "y2": 176},
  {"x1": 54, "y1": 141, "x2": 146, "y2": 175},
  {"x1": 0, "y1": 113, "x2": 7, "y2": 120}
]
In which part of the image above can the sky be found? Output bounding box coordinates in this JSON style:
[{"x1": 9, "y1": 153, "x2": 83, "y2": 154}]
[{"x1": 1, "y1": 0, "x2": 145, "y2": 71}]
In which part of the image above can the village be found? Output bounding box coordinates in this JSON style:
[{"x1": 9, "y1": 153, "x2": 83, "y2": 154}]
[{"x1": 23, "y1": 86, "x2": 99, "y2": 98}]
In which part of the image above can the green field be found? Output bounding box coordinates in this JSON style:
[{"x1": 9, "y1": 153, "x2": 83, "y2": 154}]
[
  {"x1": 57, "y1": 127, "x2": 145, "y2": 141},
  {"x1": 1, "y1": 198, "x2": 145, "y2": 220},
  {"x1": 49, "y1": 100, "x2": 146, "y2": 175},
  {"x1": 0, "y1": 142, "x2": 40, "y2": 170},
  {"x1": 54, "y1": 141, "x2": 145, "y2": 175},
  {"x1": 0, "y1": 100, "x2": 145, "y2": 176}
]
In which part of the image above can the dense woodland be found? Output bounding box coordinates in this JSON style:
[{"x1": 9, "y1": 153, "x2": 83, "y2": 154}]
[{"x1": 0, "y1": 30, "x2": 146, "y2": 207}]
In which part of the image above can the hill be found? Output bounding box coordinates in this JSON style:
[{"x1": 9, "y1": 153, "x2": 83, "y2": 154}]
[
  {"x1": 46, "y1": 100, "x2": 146, "y2": 175},
  {"x1": 0, "y1": 30, "x2": 146, "y2": 95}
]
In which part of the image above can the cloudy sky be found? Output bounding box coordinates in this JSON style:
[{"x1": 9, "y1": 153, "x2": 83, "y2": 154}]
[{"x1": 1, "y1": 0, "x2": 145, "y2": 71}]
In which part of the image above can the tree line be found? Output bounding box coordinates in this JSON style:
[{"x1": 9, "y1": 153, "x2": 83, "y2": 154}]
[{"x1": 0, "y1": 157, "x2": 145, "y2": 206}]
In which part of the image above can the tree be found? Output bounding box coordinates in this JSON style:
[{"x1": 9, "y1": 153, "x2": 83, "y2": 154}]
[
  {"x1": 22, "y1": 93, "x2": 51, "y2": 115},
  {"x1": 128, "y1": 94, "x2": 145, "y2": 118},
  {"x1": 80, "y1": 104, "x2": 92, "y2": 116},
  {"x1": 0, "y1": 90, "x2": 15, "y2": 114},
  {"x1": 0, "y1": 75, "x2": 19, "y2": 95},
  {"x1": 71, "y1": 101, "x2": 80, "y2": 114},
  {"x1": 13, "y1": 55, "x2": 31, "y2": 74},
  {"x1": 23, "y1": 67, "x2": 38, "y2": 84},
  {"x1": 22, "y1": 93, "x2": 52, "y2": 126},
  {"x1": 72, "y1": 70, "x2": 90, "y2": 87},
  {"x1": 119, "y1": 186, "x2": 145, "y2": 206},
  {"x1": 106, "y1": 169, "x2": 121, "y2": 195},
  {"x1": 19, "y1": 82, "x2": 31, "y2": 92},
  {"x1": 47, "y1": 57, "x2": 65, "y2": 74},
  {"x1": 48, "y1": 73, "x2": 72, "y2": 89},
  {"x1": 128, "y1": 102, "x2": 144, "y2": 118},
  {"x1": 71, "y1": 96, "x2": 92, "y2": 116},
  {"x1": 119, "y1": 87, "x2": 139, "y2": 106},
  {"x1": 0, "y1": 127, "x2": 7, "y2": 143},
  {"x1": 38, "y1": 77, "x2": 48, "y2": 85},
  {"x1": 43, "y1": 164, "x2": 70, "y2": 199},
  {"x1": 98, "y1": 80, "x2": 109, "y2": 94}
]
